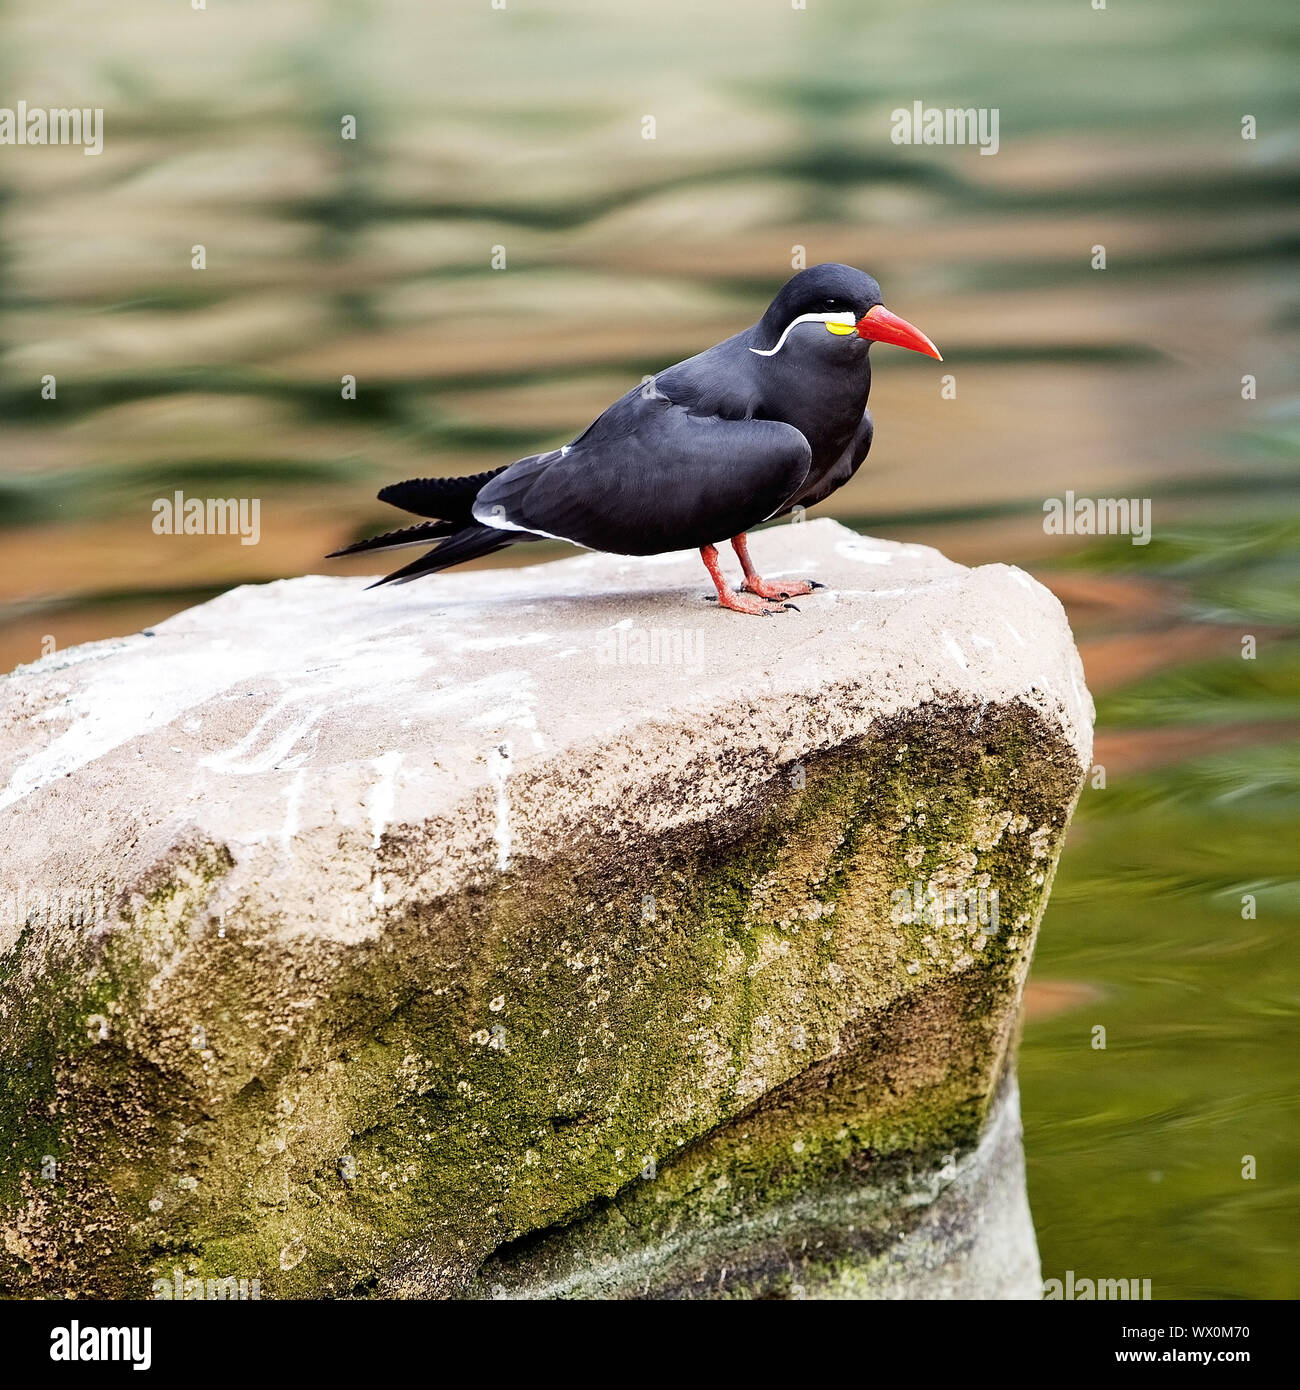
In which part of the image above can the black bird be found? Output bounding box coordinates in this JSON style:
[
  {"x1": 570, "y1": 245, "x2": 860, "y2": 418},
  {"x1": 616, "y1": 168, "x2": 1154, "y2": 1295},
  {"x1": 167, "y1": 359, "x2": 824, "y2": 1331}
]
[{"x1": 329, "y1": 263, "x2": 941, "y2": 615}]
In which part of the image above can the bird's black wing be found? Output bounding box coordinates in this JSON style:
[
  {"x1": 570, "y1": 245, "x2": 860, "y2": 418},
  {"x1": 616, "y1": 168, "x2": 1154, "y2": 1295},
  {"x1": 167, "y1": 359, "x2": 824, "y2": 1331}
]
[{"x1": 472, "y1": 392, "x2": 812, "y2": 555}]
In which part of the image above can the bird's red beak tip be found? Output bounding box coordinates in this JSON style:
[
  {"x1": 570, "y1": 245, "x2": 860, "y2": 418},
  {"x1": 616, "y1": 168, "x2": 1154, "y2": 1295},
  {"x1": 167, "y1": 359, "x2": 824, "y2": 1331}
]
[{"x1": 856, "y1": 304, "x2": 943, "y2": 361}]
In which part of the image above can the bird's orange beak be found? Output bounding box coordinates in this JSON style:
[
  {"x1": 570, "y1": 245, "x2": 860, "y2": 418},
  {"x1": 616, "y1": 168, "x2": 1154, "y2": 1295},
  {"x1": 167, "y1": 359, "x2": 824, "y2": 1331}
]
[{"x1": 856, "y1": 305, "x2": 943, "y2": 360}]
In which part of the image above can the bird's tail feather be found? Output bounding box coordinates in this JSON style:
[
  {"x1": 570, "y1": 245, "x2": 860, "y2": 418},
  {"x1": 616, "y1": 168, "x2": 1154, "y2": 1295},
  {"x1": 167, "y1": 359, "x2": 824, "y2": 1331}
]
[
  {"x1": 327, "y1": 520, "x2": 457, "y2": 559},
  {"x1": 329, "y1": 466, "x2": 522, "y2": 586},
  {"x1": 376, "y1": 467, "x2": 509, "y2": 522},
  {"x1": 365, "y1": 523, "x2": 517, "y2": 588}
]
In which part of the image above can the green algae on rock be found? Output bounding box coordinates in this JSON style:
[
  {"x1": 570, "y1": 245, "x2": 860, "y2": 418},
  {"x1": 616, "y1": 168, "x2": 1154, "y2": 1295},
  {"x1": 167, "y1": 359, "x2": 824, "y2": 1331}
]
[{"x1": 0, "y1": 520, "x2": 1092, "y2": 1298}]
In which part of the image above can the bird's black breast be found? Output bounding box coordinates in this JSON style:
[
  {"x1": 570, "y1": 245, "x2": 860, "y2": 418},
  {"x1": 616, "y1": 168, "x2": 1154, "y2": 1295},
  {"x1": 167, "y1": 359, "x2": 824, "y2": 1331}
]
[{"x1": 756, "y1": 355, "x2": 872, "y2": 487}]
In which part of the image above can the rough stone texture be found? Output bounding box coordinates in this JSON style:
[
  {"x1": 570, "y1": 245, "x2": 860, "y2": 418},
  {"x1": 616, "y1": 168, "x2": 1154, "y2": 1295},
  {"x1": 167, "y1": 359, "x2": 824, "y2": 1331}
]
[{"x1": 0, "y1": 518, "x2": 1092, "y2": 1299}]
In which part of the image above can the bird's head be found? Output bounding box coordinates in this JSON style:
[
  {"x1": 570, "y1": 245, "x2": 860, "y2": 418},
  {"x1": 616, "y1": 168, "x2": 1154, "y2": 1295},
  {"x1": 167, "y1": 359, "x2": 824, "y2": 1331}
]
[{"x1": 751, "y1": 262, "x2": 942, "y2": 362}]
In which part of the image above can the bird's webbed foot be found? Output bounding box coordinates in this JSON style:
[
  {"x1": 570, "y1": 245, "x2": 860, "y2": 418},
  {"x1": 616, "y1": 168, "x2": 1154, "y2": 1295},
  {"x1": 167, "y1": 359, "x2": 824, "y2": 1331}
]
[
  {"x1": 704, "y1": 588, "x2": 798, "y2": 616},
  {"x1": 740, "y1": 575, "x2": 823, "y2": 600}
]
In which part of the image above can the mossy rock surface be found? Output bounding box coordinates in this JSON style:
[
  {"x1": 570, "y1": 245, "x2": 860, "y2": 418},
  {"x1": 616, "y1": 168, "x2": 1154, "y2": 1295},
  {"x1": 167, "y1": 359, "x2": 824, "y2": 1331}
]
[{"x1": 0, "y1": 520, "x2": 1091, "y2": 1298}]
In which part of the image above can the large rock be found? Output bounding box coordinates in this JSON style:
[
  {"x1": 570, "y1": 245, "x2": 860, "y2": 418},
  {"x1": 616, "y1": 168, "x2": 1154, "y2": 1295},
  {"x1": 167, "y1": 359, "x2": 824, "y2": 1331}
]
[{"x1": 0, "y1": 518, "x2": 1092, "y2": 1299}]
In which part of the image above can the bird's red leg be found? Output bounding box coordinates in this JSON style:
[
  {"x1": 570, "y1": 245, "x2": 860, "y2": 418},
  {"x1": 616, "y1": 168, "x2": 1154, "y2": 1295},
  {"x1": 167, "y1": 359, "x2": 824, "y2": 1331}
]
[
  {"x1": 700, "y1": 544, "x2": 792, "y2": 615},
  {"x1": 731, "y1": 532, "x2": 821, "y2": 599}
]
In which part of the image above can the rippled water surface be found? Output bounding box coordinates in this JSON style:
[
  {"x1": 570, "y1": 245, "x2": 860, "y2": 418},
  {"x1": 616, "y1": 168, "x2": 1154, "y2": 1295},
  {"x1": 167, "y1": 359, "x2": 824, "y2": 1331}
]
[{"x1": 1, "y1": 0, "x2": 1296, "y2": 1298}]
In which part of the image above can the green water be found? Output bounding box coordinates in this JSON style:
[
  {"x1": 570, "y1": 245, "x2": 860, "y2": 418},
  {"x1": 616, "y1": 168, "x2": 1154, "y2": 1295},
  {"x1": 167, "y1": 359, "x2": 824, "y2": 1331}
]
[{"x1": 1012, "y1": 512, "x2": 1300, "y2": 1300}]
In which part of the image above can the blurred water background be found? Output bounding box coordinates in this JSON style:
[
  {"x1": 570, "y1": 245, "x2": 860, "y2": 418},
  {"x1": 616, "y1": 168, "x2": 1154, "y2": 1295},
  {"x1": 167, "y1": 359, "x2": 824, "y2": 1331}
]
[{"x1": 1, "y1": 0, "x2": 1296, "y2": 1298}]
